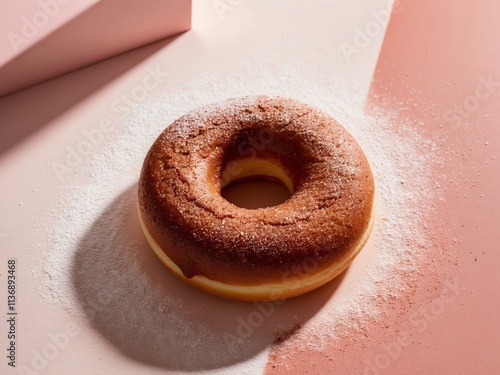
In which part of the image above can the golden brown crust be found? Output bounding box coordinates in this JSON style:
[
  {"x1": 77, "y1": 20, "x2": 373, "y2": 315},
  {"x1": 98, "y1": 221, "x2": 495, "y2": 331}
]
[
  {"x1": 138, "y1": 96, "x2": 375, "y2": 296},
  {"x1": 139, "y1": 202, "x2": 376, "y2": 301}
]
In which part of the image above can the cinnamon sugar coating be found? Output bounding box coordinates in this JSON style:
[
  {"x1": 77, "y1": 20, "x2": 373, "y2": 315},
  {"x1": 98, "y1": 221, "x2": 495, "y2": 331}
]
[{"x1": 138, "y1": 96, "x2": 374, "y2": 285}]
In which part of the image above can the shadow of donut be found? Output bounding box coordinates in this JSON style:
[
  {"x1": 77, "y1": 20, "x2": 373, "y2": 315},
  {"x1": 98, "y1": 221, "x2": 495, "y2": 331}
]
[{"x1": 71, "y1": 184, "x2": 348, "y2": 371}]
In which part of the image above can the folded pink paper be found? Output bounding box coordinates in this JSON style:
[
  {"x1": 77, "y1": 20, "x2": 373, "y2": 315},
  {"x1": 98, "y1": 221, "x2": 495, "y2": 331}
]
[{"x1": 0, "y1": 0, "x2": 191, "y2": 97}]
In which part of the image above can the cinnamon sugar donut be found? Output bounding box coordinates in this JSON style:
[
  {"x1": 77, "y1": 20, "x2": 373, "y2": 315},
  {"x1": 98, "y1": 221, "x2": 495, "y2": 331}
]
[{"x1": 138, "y1": 96, "x2": 375, "y2": 301}]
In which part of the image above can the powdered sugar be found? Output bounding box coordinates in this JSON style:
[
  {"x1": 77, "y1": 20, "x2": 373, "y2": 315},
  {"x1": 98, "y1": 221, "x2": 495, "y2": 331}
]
[{"x1": 40, "y1": 57, "x2": 440, "y2": 373}]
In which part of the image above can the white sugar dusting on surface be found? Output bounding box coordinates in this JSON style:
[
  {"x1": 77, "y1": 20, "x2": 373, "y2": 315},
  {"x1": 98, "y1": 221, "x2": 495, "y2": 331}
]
[{"x1": 41, "y1": 58, "x2": 440, "y2": 374}]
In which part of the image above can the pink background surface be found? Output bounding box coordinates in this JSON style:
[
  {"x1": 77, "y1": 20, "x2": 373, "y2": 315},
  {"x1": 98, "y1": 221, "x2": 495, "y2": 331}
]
[
  {"x1": 0, "y1": 0, "x2": 499, "y2": 374},
  {"x1": 370, "y1": 2, "x2": 500, "y2": 372},
  {"x1": 266, "y1": 1, "x2": 500, "y2": 374}
]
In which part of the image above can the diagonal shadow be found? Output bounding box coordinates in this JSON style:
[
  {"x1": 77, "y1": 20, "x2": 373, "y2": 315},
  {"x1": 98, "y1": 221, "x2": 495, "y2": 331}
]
[
  {"x1": 0, "y1": 32, "x2": 187, "y2": 157},
  {"x1": 0, "y1": 0, "x2": 191, "y2": 97},
  {"x1": 71, "y1": 184, "x2": 348, "y2": 371}
]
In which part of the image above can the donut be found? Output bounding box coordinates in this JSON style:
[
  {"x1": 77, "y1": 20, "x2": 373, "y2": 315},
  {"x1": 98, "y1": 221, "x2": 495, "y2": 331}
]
[{"x1": 138, "y1": 96, "x2": 375, "y2": 301}]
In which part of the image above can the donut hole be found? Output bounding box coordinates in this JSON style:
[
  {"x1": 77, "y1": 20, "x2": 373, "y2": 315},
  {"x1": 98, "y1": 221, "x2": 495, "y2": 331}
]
[
  {"x1": 220, "y1": 158, "x2": 293, "y2": 209},
  {"x1": 221, "y1": 177, "x2": 291, "y2": 209}
]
